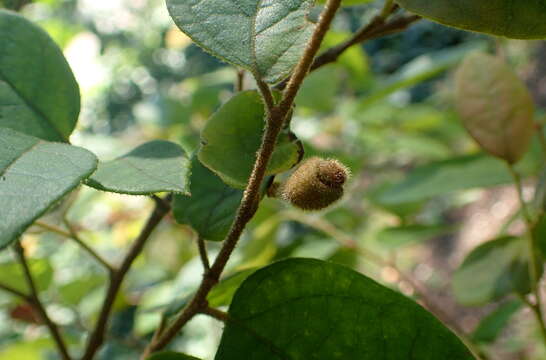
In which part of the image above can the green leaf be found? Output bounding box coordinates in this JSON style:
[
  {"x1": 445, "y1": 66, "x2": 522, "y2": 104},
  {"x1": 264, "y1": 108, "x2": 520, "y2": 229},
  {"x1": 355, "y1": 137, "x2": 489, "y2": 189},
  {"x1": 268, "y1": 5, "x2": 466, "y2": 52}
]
[
  {"x1": 377, "y1": 224, "x2": 454, "y2": 248},
  {"x1": 59, "y1": 275, "x2": 104, "y2": 305},
  {"x1": 377, "y1": 154, "x2": 519, "y2": 205},
  {"x1": 87, "y1": 140, "x2": 190, "y2": 195},
  {"x1": 360, "y1": 42, "x2": 487, "y2": 108},
  {"x1": 396, "y1": 0, "x2": 546, "y2": 39},
  {"x1": 0, "y1": 259, "x2": 53, "y2": 294},
  {"x1": 0, "y1": 10, "x2": 80, "y2": 141},
  {"x1": 198, "y1": 91, "x2": 303, "y2": 189},
  {"x1": 453, "y1": 237, "x2": 537, "y2": 306},
  {"x1": 471, "y1": 299, "x2": 523, "y2": 344},
  {"x1": 0, "y1": 128, "x2": 97, "y2": 249},
  {"x1": 318, "y1": 0, "x2": 374, "y2": 4},
  {"x1": 216, "y1": 258, "x2": 473, "y2": 360},
  {"x1": 173, "y1": 157, "x2": 243, "y2": 242},
  {"x1": 533, "y1": 214, "x2": 546, "y2": 259},
  {"x1": 207, "y1": 268, "x2": 256, "y2": 308},
  {"x1": 148, "y1": 352, "x2": 201, "y2": 360},
  {"x1": 166, "y1": 0, "x2": 315, "y2": 83},
  {"x1": 455, "y1": 52, "x2": 535, "y2": 164}
]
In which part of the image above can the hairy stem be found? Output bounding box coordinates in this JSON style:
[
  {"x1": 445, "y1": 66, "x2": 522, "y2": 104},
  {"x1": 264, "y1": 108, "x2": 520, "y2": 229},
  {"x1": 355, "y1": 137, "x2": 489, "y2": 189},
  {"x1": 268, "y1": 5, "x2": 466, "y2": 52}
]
[
  {"x1": 201, "y1": 306, "x2": 229, "y2": 322},
  {"x1": 14, "y1": 243, "x2": 72, "y2": 360},
  {"x1": 142, "y1": 1, "x2": 343, "y2": 356},
  {"x1": 81, "y1": 196, "x2": 171, "y2": 360}
]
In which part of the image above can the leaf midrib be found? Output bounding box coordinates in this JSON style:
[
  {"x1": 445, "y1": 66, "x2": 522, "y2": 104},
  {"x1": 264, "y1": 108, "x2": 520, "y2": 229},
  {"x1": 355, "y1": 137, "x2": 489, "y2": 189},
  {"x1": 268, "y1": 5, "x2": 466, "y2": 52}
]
[{"x1": 0, "y1": 71, "x2": 66, "y2": 142}]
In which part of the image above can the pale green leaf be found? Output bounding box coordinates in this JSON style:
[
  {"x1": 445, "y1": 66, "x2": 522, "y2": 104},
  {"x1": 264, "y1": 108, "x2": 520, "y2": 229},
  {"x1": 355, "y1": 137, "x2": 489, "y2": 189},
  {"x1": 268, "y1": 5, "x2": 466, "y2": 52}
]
[
  {"x1": 455, "y1": 52, "x2": 535, "y2": 164},
  {"x1": 166, "y1": 0, "x2": 315, "y2": 83},
  {"x1": 0, "y1": 128, "x2": 97, "y2": 249},
  {"x1": 87, "y1": 140, "x2": 190, "y2": 195},
  {"x1": 0, "y1": 10, "x2": 80, "y2": 141}
]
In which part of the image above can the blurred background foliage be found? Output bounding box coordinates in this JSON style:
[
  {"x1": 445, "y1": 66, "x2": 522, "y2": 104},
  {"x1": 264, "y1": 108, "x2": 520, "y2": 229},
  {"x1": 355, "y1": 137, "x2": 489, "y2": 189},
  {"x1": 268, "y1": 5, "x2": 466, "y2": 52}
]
[{"x1": 1, "y1": 0, "x2": 546, "y2": 359}]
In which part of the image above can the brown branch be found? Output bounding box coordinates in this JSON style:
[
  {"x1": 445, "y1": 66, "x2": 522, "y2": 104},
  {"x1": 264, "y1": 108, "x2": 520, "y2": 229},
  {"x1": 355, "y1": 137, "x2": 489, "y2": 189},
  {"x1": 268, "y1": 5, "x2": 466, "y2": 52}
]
[
  {"x1": 197, "y1": 235, "x2": 210, "y2": 271},
  {"x1": 0, "y1": 282, "x2": 32, "y2": 301},
  {"x1": 81, "y1": 195, "x2": 171, "y2": 360},
  {"x1": 201, "y1": 306, "x2": 229, "y2": 322},
  {"x1": 276, "y1": 14, "x2": 421, "y2": 91},
  {"x1": 142, "y1": 1, "x2": 343, "y2": 357},
  {"x1": 14, "y1": 243, "x2": 72, "y2": 360}
]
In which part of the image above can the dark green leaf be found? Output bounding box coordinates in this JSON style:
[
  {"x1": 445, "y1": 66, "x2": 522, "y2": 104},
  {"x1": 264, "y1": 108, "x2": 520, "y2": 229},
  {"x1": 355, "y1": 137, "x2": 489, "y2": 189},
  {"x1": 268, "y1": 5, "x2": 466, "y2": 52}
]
[
  {"x1": 173, "y1": 157, "x2": 243, "y2": 241},
  {"x1": 533, "y1": 214, "x2": 546, "y2": 259},
  {"x1": 148, "y1": 352, "x2": 201, "y2": 360},
  {"x1": 396, "y1": 0, "x2": 546, "y2": 39},
  {"x1": 453, "y1": 237, "x2": 536, "y2": 306},
  {"x1": 455, "y1": 52, "x2": 535, "y2": 164},
  {"x1": 472, "y1": 299, "x2": 523, "y2": 344},
  {"x1": 87, "y1": 140, "x2": 190, "y2": 195},
  {"x1": 198, "y1": 91, "x2": 303, "y2": 189},
  {"x1": 0, "y1": 128, "x2": 97, "y2": 249},
  {"x1": 216, "y1": 258, "x2": 473, "y2": 360},
  {"x1": 0, "y1": 10, "x2": 80, "y2": 141},
  {"x1": 166, "y1": 0, "x2": 315, "y2": 83},
  {"x1": 377, "y1": 224, "x2": 454, "y2": 248}
]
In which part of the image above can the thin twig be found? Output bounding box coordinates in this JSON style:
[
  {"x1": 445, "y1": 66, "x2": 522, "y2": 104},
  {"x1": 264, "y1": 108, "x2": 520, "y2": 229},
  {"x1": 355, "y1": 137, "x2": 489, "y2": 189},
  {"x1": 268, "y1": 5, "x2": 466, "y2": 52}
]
[
  {"x1": 35, "y1": 220, "x2": 114, "y2": 274},
  {"x1": 14, "y1": 243, "x2": 72, "y2": 360},
  {"x1": 236, "y1": 69, "x2": 245, "y2": 92},
  {"x1": 507, "y1": 164, "x2": 546, "y2": 345},
  {"x1": 0, "y1": 282, "x2": 32, "y2": 301},
  {"x1": 201, "y1": 306, "x2": 229, "y2": 322},
  {"x1": 142, "y1": 1, "x2": 343, "y2": 357},
  {"x1": 81, "y1": 195, "x2": 171, "y2": 360},
  {"x1": 197, "y1": 235, "x2": 210, "y2": 271},
  {"x1": 276, "y1": 7, "x2": 420, "y2": 90}
]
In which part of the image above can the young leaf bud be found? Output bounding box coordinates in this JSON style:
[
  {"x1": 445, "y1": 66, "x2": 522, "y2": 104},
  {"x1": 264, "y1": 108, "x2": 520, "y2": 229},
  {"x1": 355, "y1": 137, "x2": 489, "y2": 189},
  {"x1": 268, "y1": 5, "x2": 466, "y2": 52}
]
[{"x1": 281, "y1": 157, "x2": 349, "y2": 211}]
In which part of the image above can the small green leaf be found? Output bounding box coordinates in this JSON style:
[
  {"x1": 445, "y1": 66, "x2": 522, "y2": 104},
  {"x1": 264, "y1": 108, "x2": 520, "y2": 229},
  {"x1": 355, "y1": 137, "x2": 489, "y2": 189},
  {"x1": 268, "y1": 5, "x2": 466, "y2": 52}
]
[
  {"x1": 198, "y1": 91, "x2": 303, "y2": 189},
  {"x1": 87, "y1": 140, "x2": 190, "y2": 195},
  {"x1": 377, "y1": 224, "x2": 454, "y2": 248},
  {"x1": 216, "y1": 258, "x2": 473, "y2": 360},
  {"x1": 166, "y1": 0, "x2": 315, "y2": 83},
  {"x1": 0, "y1": 259, "x2": 53, "y2": 294},
  {"x1": 472, "y1": 299, "x2": 523, "y2": 344},
  {"x1": 396, "y1": 0, "x2": 546, "y2": 39},
  {"x1": 0, "y1": 128, "x2": 97, "y2": 249},
  {"x1": 455, "y1": 52, "x2": 535, "y2": 164},
  {"x1": 173, "y1": 157, "x2": 243, "y2": 242},
  {"x1": 453, "y1": 236, "x2": 537, "y2": 306},
  {"x1": 377, "y1": 154, "x2": 515, "y2": 205},
  {"x1": 148, "y1": 352, "x2": 201, "y2": 360},
  {"x1": 0, "y1": 10, "x2": 80, "y2": 141},
  {"x1": 207, "y1": 268, "x2": 256, "y2": 308}
]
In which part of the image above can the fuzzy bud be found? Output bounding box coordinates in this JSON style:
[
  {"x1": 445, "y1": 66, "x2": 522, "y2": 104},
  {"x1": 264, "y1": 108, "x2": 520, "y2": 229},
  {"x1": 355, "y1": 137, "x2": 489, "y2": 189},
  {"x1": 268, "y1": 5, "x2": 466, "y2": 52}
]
[{"x1": 281, "y1": 157, "x2": 349, "y2": 211}]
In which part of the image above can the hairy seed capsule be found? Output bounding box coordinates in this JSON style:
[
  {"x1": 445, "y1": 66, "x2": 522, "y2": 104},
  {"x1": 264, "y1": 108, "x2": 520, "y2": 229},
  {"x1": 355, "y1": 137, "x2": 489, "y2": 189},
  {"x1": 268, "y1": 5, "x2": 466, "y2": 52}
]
[{"x1": 281, "y1": 157, "x2": 349, "y2": 211}]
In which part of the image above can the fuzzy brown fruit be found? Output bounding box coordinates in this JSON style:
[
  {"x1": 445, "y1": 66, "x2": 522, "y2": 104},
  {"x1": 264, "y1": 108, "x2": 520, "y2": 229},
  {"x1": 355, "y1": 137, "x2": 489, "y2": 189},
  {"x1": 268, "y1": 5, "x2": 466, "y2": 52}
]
[{"x1": 281, "y1": 157, "x2": 349, "y2": 211}]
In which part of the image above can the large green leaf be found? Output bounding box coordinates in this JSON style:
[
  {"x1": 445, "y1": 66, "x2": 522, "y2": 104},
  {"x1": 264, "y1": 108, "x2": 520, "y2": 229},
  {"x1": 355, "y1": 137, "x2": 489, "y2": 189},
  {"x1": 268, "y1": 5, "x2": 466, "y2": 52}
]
[
  {"x1": 198, "y1": 91, "x2": 303, "y2": 189},
  {"x1": 0, "y1": 10, "x2": 80, "y2": 141},
  {"x1": 453, "y1": 237, "x2": 536, "y2": 306},
  {"x1": 173, "y1": 157, "x2": 243, "y2": 242},
  {"x1": 166, "y1": 0, "x2": 315, "y2": 83},
  {"x1": 216, "y1": 258, "x2": 473, "y2": 360},
  {"x1": 0, "y1": 128, "x2": 97, "y2": 249},
  {"x1": 148, "y1": 352, "x2": 201, "y2": 360},
  {"x1": 87, "y1": 140, "x2": 190, "y2": 195},
  {"x1": 455, "y1": 52, "x2": 535, "y2": 164},
  {"x1": 376, "y1": 154, "x2": 515, "y2": 205},
  {"x1": 396, "y1": 0, "x2": 546, "y2": 39}
]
